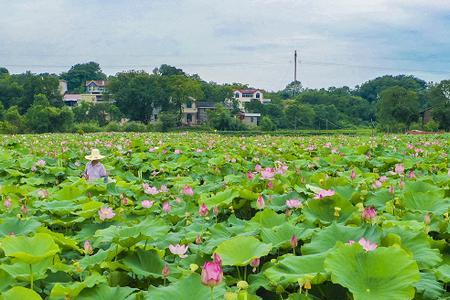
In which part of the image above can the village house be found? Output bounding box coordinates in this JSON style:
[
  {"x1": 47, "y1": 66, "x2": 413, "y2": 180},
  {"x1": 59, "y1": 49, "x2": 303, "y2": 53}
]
[
  {"x1": 63, "y1": 94, "x2": 97, "y2": 106},
  {"x1": 233, "y1": 89, "x2": 271, "y2": 111},
  {"x1": 180, "y1": 100, "x2": 216, "y2": 125},
  {"x1": 85, "y1": 80, "x2": 108, "y2": 101}
]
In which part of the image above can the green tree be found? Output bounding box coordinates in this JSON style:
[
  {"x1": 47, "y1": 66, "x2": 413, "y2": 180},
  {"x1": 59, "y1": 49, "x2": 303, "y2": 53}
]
[
  {"x1": 427, "y1": 80, "x2": 450, "y2": 130},
  {"x1": 4, "y1": 106, "x2": 25, "y2": 133},
  {"x1": 244, "y1": 99, "x2": 264, "y2": 113},
  {"x1": 260, "y1": 116, "x2": 276, "y2": 131},
  {"x1": 355, "y1": 75, "x2": 426, "y2": 103},
  {"x1": 164, "y1": 75, "x2": 204, "y2": 121},
  {"x1": 153, "y1": 64, "x2": 186, "y2": 77},
  {"x1": 376, "y1": 86, "x2": 420, "y2": 131},
  {"x1": 285, "y1": 103, "x2": 316, "y2": 129},
  {"x1": 0, "y1": 67, "x2": 9, "y2": 76},
  {"x1": 158, "y1": 111, "x2": 179, "y2": 132},
  {"x1": 61, "y1": 62, "x2": 106, "y2": 92},
  {"x1": 109, "y1": 71, "x2": 166, "y2": 123},
  {"x1": 281, "y1": 80, "x2": 303, "y2": 98}
]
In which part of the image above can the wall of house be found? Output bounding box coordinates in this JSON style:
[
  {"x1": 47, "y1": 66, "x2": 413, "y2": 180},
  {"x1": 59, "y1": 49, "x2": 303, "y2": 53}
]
[{"x1": 242, "y1": 116, "x2": 259, "y2": 127}]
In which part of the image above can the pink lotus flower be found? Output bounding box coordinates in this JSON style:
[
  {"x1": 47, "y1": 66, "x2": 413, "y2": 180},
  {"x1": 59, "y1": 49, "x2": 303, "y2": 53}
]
[
  {"x1": 255, "y1": 164, "x2": 262, "y2": 172},
  {"x1": 121, "y1": 197, "x2": 129, "y2": 206},
  {"x1": 201, "y1": 261, "x2": 223, "y2": 287},
  {"x1": 408, "y1": 170, "x2": 415, "y2": 178},
  {"x1": 162, "y1": 202, "x2": 171, "y2": 213},
  {"x1": 169, "y1": 244, "x2": 188, "y2": 258},
  {"x1": 286, "y1": 199, "x2": 302, "y2": 209},
  {"x1": 261, "y1": 168, "x2": 276, "y2": 180},
  {"x1": 162, "y1": 264, "x2": 170, "y2": 277},
  {"x1": 160, "y1": 185, "x2": 169, "y2": 192},
  {"x1": 267, "y1": 181, "x2": 273, "y2": 189},
  {"x1": 213, "y1": 253, "x2": 222, "y2": 265},
  {"x1": 250, "y1": 258, "x2": 260, "y2": 272},
  {"x1": 290, "y1": 235, "x2": 298, "y2": 249},
  {"x1": 256, "y1": 195, "x2": 265, "y2": 210},
  {"x1": 314, "y1": 189, "x2": 335, "y2": 199},
  {"x1": 372, "y1": 180, "x2": 382, "y2": 189},
  {"x1": 98, "y1": 207, "x2": 115, "y2": 220},
  {"x1": 394, "y1": 164, "x2": 404, "y2": 175},
  {"x1": 143, "y1": 183, "x2": 159, "y2": 195},
  {"x1": 350, "y1": 169, "x2": 356, "y2": 180},
  {"x1": 424, "y1": 213, "x2": 431, "y2": 225},
  {"x1": 174, "y1": 149, "x2": 182, "y2": 154},
  {"x1": 37, "y1": 189, "x2": 49, "y2": 198},
  {"x1": 247, "y1": 172, "x2": 255, "y2": 180},
  {"x1": 84, "y1": 240, "x2": 93, "y2": 255},
  {"x1": 358, "y1": 237, "x2": 378, "y2": 252},
  {"x1": 3, "y1": 198, "x2": 12, "y2": 209},
  {"x1": 141, "y1": 200, "x2": 154, "y2": 208},
  {"x1": 36, "y1": 159, "x2": 46, "y2": 167},
  {"x1": 183, "y1": 185, "x2": 194, "y2": 196},
  {"x1": 199, "y1": 203, "x2": 209, "y2": 217},
  {"x1": 378, "y1": 176, "x2": 388, "y2": 183},
  {"x1": 21, "y1": 205, "x2": 28, "y2": 215},
  {"x1": 362, "y1": 207, "x2": 377, "y2": 221}
]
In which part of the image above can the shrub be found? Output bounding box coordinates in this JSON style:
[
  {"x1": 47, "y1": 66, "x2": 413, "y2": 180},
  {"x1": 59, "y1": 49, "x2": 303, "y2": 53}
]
[
  {"x1": 424, "y1": 119, "x2": 440, "y2": 132},
  {"x1": 73, "y1": 122, "x2": 102, "y2": 133},
  {"x1": 123, "y1": 121, "x2": 148, "y2": 132}
]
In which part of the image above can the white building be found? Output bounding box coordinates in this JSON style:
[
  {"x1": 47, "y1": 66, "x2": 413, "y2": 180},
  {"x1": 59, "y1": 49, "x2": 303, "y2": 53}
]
[{"x1": 233, "y1": 89, "x2": 271, "y2": 111}]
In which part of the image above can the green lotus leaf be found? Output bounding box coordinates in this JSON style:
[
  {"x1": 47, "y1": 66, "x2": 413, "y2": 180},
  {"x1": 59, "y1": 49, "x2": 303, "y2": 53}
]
[
  {"x1": 382, "y1": 226, "x2": 442, "y2": 268},
  {"x1": 413, "y1": 271, "x2": 445, "y2": 300},
  {"x1": 0, "y1": 257, "x2": 52, "y2": 282},
  {"x1": 50, "y1": 272, "x2": 107, "y2": 299},
  {"x1": 121, "y1": 248, "x2": 165, "y2": 278},
  {"x1": 324, "y1": 244, "x2": 420, "y2": 300},
  {"x1": 264, "y1": 253, "x2": 328, "y2": 287},
  {"x1": 260, "y1": 223, "x2": 299, "y2": 249},
  {"x1": 200, "y1": 188, "x2": 239, "y2": 208},
  {"x1": 1, "y1": 286, "x2": 42, "y2": 300},
  {"x1": 145, "y1": 273, "x2": 225, "y2": 300},
  {"x1": 301, "y1": 223, "x2": 381, "y2": 255},
  {"x1": 76, "y1": 284, "x2": 136, "y2": 300},
  {"x1": 0, "y1": 270, "x2": 13, "y2": 292},
  {"x1": 0, "y1": 233, "x2": 60, "y2": 264},
  {"x1": 303, "y1": 197, "x2": 356, "y2": 224},
  {"x1": 435, "y1": 264, "x2": 450, "y2": 283},
  {"x1": 249, "y1": 209, "x2": 286, "y2": 229},
  {"x1": 75, "y1": 201, "x2": 104, "y2": 218},
  {"x1": 37, "y1": 227, "x2": 82, "y2": 253},
  {"x1": 215, "y1": 236, "x2": 272, "y2": 266},
  {"x1": 34, "y1": 200, "x2": 80, "y2": 216},
  {"x1": 0, "y1": 218, "x2": 41, "y2": 237}
]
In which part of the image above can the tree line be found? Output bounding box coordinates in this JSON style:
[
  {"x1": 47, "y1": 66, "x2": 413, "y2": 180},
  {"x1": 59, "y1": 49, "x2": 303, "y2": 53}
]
[{"x1": 0, "y1": 63, "x2": 448, "y2": 133}]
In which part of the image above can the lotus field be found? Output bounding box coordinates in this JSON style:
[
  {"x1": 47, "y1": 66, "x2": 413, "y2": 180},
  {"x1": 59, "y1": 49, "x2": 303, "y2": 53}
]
[{"x1": 0, "y1": 132, "x2": 449, "y2": 300}]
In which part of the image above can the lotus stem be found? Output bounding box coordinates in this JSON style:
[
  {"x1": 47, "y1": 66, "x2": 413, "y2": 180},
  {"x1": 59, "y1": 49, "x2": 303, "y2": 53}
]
[
  {"x1": 236, "y1": 266, "x2": 241, "y2": 279},
  {"x1": 210, "y1": 287, "x2": 214, "y2": 300},
  {"x1": 244, "y1": 266, "x2": 247, "y2": 281},
  {"x1": 30, "y1": 264, "x2": 33, "y2": 290}
]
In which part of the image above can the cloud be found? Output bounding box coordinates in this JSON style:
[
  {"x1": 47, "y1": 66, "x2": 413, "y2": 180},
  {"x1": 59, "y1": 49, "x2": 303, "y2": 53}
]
[{"x1": 0, "y1": 0, "x2": 449, "y2": 90}]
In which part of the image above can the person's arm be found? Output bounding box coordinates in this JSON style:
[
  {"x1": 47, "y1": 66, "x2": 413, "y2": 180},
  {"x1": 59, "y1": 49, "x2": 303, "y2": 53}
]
[
  {"x1": 100, "y1": 164, "x2": 108, "y2": 182},
  {"x1": 82, "y1": 164, "x2": 89, "y2": 179}
]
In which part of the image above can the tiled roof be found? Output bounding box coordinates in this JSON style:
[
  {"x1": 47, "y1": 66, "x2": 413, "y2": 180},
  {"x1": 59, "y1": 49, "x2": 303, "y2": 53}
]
[
  {"x1": 85, "y1": 80, "x2": 108, "y2": 87},
  {"x1": 235, "y1": 89, "x2": 260, "y2": 94}
]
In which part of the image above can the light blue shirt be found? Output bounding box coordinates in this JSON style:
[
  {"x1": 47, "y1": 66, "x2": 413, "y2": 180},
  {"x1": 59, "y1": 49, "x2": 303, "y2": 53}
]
[{"x1": 84, "y1": 162, "x2": 107, "y2": 181}]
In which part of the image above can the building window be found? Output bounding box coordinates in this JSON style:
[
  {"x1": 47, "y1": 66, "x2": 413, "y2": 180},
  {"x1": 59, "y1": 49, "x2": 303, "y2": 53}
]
[
  {"x1": 235, "y1": 92, "x2": 240, "y2": 98},
  {"x1": 255, "y1": 93, "x2": 260, "y2": 99},
  {"x1": 251, "y1": 117, "x2": 254, "y2": 123},
  {"x1": 187, "y1": 101, "x2": 192, "y2": 108},
  {"x1": 187, "y1": 114, "x2": 192, "y2": 122},
  {"x1": 154, "y1": 114, "x2": 158, "y2": 120},
  {"x1": 243, "y1": 93, "x2": 253, "y2": 98}
]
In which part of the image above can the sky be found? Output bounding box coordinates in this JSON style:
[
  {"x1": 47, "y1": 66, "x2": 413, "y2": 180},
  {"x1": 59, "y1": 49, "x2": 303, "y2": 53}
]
[{"x1": 0, "y1": 0, "x2": 449, "y2": 91}]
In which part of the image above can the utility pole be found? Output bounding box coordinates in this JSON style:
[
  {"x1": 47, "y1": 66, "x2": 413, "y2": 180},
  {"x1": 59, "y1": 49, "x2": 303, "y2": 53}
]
[{"x1": 294, "y1": 50, "x2": 297, "y2": 82}]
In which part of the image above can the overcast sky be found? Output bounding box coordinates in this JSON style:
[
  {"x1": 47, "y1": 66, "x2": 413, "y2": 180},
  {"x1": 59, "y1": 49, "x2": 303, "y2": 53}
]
[{"x1": 0, "y1": 0, "x2": 449, "y2": 90}]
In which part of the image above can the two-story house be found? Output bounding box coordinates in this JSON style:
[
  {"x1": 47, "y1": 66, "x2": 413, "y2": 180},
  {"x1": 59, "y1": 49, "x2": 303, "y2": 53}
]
[
  {"x1": 85, "y1": 80, "x2": 108, "y2": 101},
  {"x1": 181, "y1": 100, "x2": 216, "y2": 125},
  {"x1": 232, "y1": 89, "x2": 271, "y2": 127}
]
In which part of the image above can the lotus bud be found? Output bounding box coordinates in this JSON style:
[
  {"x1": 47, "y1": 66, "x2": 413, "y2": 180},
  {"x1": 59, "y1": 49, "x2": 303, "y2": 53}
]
[
  {"x1": 290, "y1": 235, "x2": 298, "y2": 249},
  {"x1": 195, "y1": 235, "x2": 202, "y2": 244},
  {"x1": 84, "y1": 240, "x2": 93, "y2": 255},
  {"x1": 351, "y1": 169, "x2": 356, "y2": 180},
  {"x1": 21, "y1": 205, "x2": 28, "y2": 215},
  {"x1": 213, "y1": 206, "x2": 219, "y2": 216},
  {"x1": 250, "y1": 258, "x2": 260, "y2": 272},
  {"x1": 224, "y1": 292, "x2": 238, "y2": 300},
  {"x1": 199, "y1": 203, "x2": 209, "y2": 217},
  {"x1": 256, "y1": 195, "x2": 265, "y2": 210},
  {"x1": 389, "y1": 185, "x2": 395, "y2": 194},
  {"x1": 355, "y1": 202, "x2": 364, "y2": 212},
  {"x1": 201, "y1": 261, "x2": 223, "y2": 287},
  {"x1": 3, "y1": 197, "x2": 12, "y2": 209},
  {"x1": 270, "y1": 259, "x2": 277, "y2": 263},
  {"x1": 237, "y1": 281, "x2": 249, "y2": 290},
  {"x1": 424, "y1": 213, "x2": 431, "y2": 225},
  {"x1": 444, "y1": 212, "x2": 449, "y2": 222},
  {"x1": 162, "y1": 264, "x2": 170, "y2": 278}
]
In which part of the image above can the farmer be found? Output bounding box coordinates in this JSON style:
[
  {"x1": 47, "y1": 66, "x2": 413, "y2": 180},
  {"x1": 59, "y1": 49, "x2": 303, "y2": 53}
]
[{"x1": 83, "y1": 149, "x2": 108, "y2": 182}]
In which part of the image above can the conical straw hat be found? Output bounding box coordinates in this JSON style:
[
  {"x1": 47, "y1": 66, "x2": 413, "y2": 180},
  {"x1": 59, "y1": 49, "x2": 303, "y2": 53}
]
[{"x1": 85, "y1": 149, "x2": 105, "y2": 160}]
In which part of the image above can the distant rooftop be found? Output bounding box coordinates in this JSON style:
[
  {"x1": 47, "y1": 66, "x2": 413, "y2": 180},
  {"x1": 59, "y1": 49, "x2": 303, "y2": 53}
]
[
  {"x1": 85, "y1": 80, "x2": 108, "y2": 87},
  {"x1": 235, "y1": 89, "x2": 261, "y2": 94},
  {"x1": 196, "y1": 102, "x2": 216, "y2": 108}
]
